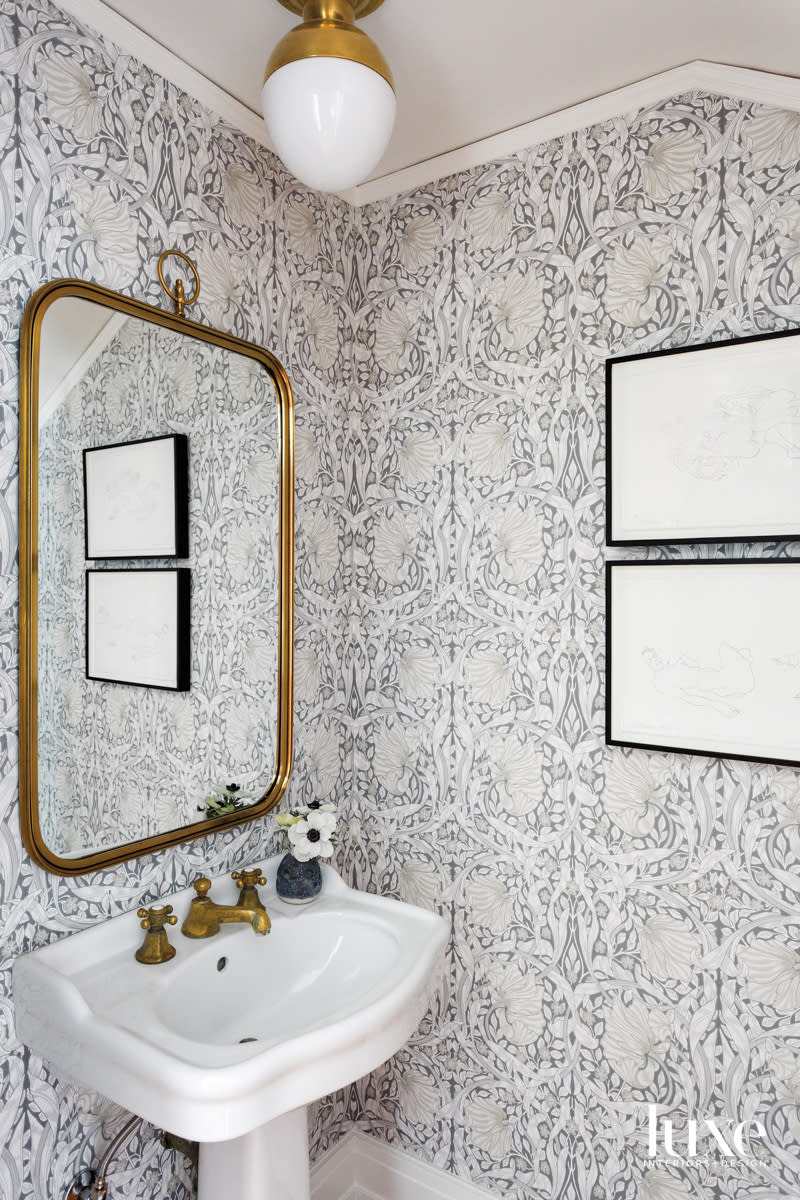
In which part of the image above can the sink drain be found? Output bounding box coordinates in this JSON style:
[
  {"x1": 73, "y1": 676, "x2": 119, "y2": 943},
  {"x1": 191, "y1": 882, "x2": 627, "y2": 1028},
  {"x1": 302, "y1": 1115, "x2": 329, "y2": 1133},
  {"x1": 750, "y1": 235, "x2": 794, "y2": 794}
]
[{"x1": 238, "y1": 1036, "x2": 259, "y2": 1044}]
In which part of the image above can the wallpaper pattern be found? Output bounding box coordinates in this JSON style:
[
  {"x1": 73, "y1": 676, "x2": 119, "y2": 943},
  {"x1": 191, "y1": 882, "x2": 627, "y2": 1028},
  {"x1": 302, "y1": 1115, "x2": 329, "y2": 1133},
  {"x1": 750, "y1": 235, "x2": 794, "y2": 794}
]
[
  {"x1": 317, "y1": 96, "x2": 800, "y2": 1200},
  {"x1": 38, "y1": 316, "x2": 280, "y2": 856},
  {"x1": 0, "y1": 1, "x2": 350, "y2": 1197},
  {"x1": 1, "y1": 1, "x2": 800, "y2": 1199}
]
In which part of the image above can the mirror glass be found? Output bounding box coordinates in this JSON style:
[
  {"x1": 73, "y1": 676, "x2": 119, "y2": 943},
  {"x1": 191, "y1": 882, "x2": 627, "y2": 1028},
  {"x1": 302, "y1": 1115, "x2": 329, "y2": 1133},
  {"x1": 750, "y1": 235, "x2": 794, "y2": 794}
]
[{"x1": 22, "y1": 282, "x2": 293, "y2": 873}]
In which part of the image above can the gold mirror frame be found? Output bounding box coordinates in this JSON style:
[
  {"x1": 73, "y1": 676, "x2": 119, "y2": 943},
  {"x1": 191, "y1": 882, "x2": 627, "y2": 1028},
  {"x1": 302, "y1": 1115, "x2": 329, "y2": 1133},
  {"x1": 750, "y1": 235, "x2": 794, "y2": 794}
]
[{"x1": 19, "y1": 278, "x2": 294, "y2": 875}]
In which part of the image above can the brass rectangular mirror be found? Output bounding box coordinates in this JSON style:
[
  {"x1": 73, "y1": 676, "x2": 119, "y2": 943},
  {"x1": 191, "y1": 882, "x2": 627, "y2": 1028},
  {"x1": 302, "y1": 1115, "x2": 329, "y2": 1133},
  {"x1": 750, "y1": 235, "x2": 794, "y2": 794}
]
[{"x1": 20, "y1": 278, "x2": 294, "y2": 875}]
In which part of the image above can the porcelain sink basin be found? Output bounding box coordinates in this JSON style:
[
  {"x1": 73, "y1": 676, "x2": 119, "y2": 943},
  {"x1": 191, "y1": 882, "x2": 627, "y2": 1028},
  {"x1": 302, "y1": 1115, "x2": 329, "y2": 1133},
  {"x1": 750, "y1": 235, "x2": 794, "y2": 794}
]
[{"x1": 13, "y1": 857, "x2": 447, "y2": 1144}]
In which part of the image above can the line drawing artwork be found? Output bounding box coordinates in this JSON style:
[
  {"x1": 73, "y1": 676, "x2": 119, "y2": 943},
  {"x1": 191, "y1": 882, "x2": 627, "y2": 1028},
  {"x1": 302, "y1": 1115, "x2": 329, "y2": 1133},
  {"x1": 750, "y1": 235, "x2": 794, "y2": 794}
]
[
  {"x1": 103, "y1": 467, "x2": 161, "y2": 525},
  {"x1": 668, "y1": 386, "x2": 800, "y2": 481},
  {"x1": 771, "y1": 651, "x2": 800, "y2": 700},
  {"x1": 641, "y1": 643, "x2": 756, "y2": 718}
]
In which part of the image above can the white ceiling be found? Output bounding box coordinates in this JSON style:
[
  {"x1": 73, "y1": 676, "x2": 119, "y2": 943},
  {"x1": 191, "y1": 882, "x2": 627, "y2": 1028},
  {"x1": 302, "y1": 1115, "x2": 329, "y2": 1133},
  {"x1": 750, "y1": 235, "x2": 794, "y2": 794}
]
[{"x1": 95, "y1": 0, "x2": 800, "y2": 183}]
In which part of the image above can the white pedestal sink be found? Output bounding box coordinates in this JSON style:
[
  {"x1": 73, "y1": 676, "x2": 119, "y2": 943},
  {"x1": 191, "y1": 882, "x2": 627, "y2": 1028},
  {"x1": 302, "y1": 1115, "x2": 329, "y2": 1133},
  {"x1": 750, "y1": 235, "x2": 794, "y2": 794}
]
[{"x1": 13, "y1": 857, "x2": 448, "y2": 1198}]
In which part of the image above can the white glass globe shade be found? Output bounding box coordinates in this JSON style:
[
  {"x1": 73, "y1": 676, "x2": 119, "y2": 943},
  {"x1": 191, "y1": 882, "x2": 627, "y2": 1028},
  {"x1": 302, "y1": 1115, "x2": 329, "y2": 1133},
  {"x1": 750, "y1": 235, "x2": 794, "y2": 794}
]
[{"x1": 262, "y1": 56, "x2": 396, "y2": 193}]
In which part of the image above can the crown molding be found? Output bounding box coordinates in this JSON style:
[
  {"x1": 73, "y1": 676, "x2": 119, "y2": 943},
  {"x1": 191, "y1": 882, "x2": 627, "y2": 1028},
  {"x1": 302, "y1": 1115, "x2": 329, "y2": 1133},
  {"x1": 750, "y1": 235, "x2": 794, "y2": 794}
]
[
  {"x1": 53, "y1": 0, "x2": 273, "y2": 149},
  {"x1": 341, "y1": 59, "x2": 800, "y2": 206},
  {"x1": 46, "y1": 7, "x2": 800, "y2": 209}
]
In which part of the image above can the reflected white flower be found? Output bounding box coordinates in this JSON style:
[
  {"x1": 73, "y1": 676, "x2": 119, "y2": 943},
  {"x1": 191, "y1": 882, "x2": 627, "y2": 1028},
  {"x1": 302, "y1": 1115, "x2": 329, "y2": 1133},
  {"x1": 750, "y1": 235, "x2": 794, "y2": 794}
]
[
  {"x1": 397, "y1": 1070, "x2": 440, "y2": 1128},
  {"x1": 303, "y1": 510, "x2": 339, "y2": 585},
  {"x1": 603, "y1": 752, "x2": 670, "y2": 837},
  {"x1": 227, "y1": 520, "x2": 263, "y2": 584},
  {"x1": 488, "y1": 500, "x2": 544, "y2": 584},
  {"x1": 305, "y1": 724, "x2": 340, "y2": 797},
  {"x1": 293, "y1": 644, "x2": 320, "y2": 702},
  {"x1": 398, "y1": 429, "x2": 438, "y2": 487},
  {"x1": 40, "y1": 55, "x2": 102, "y2": 140},
  {"x1": 488, "y1": 269, "x2": 546, "y2": 351},
  {"x1": 469, "y1": 192, "x2": 514, "y2": 251},
  {"x1": 774, "y1": 201, "x2": 800, "y2": 287},
  {"x1": 301, "y1": 293, "x2": 339, "y2": 370},
  {"x1": 640, "y1": 914, "x2": 699, "y2": 983},
  {"x1": 246, "y1": 451, "x2": 278, "y2": 499},
  {"x1": 486, "y1": 735, "x2": 544, "y2": 816},
  {"x1": 605, "y1": 234, "x2": 672, "y2": 327},
  {"x1": 373, "y1": 299, "x2": 421, "y2": 374},
  {"x1": 70, "y1": 178, "x2": 139, "y2": 289},
  {"x1": 640, "y1": 1171, "x2": 693, "y2": 1200},
  {"x1": 285, "y1": 198, "x2": 319, "y2": 262},
  {"x1": 373, "y1": 723, "x2": 418, "y2": 794},
  {"x1": 466, "y1": 648, "x2": 513, "y2": 707},
  {"x1": 195, "y1": 242, "x2": 246, "y2": 326},
  {"x1": 397, "y1": 644, "x2": 439, "y2": 701},
  {"x1": 226, "y1": 703, "x2": 262, "y2": 764},
  {"x1": 640, "y1": 131, "x2": 701, "y2": 201},
  {"x1": 373, "y1": 511, "x2": 418, "y2": 585},
  {"x1": 745, "y1": 106, "x2": 800, "y2": 170},
  {"x1": 468, "y1": 420, "x2": 512, "y2": 478},
  {"x1": 466, "y1": 1096, "x2": 511, "y2": 1158},
  {"x1": 602, "y1": 994, "x2": 671, "y2": 1088},
  {"x1": 294, "y1": 426, "x2": 321, "y2": 483},
  {"x1": 486, "y1": 963, "x2": 545, "y2": 1045},
  {"x1": 224, "y1": 163, "x2": 263, "y2": 230},
  {"x1": 399, "y1": 860, "x2": 438, "y2": 909},
  {"x1": 399, "y1": 213, "x2": 439, "y2": 272},
  {"x1": 467, "y1": 874, "x2": 513, "y2": 933},
  {"x1": 740, "y1": 940, "x2": 800, "y2": 1013}
]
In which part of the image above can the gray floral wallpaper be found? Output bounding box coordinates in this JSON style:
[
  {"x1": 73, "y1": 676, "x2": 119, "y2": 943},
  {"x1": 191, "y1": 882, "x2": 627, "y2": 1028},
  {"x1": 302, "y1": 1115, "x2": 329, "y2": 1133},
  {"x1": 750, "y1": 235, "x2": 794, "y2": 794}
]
[
  {"x1": 0, "y1": 1, "x2": 350, "y2": 1197},
  {"x1": 38, "y1": 314, "x2": 280, "y2": 857},
  {"x1": 2, "y1": 2, "x2": 800, "y2": 1199},
  {"x1": 320, "y1": 95, "x2": 800, "y2": 1200}
]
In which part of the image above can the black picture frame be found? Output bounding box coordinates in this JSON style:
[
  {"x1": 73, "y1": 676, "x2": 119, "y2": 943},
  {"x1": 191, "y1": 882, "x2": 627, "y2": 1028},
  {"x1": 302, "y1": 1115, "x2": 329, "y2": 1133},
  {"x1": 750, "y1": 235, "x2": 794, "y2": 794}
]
[
  {"x1": 86, "y1": 568, "x2": 190, "y2": 691},
  {"x1": 83, "y1": 434, "x2": 189, "y2": 559},
  {"x1": 606, "y1": 558, "x2": 800, "y2": 768},
  {"x1": 606, "y1": 326, "x2": 800, "y2": 546}
]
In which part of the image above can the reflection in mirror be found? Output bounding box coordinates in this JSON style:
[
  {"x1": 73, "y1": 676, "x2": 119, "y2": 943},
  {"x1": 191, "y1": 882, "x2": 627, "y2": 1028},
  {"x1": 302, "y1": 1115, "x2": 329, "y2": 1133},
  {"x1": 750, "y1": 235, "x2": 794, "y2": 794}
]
[{"x1": 22, "y1": 282, "x2": 293, "y2": 872}]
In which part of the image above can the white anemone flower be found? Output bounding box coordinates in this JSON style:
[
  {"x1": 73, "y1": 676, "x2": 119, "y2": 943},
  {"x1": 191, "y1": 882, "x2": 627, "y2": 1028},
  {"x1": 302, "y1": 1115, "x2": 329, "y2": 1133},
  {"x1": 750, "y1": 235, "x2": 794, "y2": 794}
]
[{"x1": 287, "y1": 808, "x2": 336, "y2": 861}]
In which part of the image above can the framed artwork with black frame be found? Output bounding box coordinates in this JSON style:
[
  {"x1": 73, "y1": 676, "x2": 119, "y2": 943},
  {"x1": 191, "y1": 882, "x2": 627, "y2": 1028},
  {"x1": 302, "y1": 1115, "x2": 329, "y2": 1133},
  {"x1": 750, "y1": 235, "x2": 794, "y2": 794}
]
[
  {"x1": 606, "y1": 559, "x2": 800, "y2": 768},
  {"x1": 83, "y1": 434, "x2": 189, "y2": 559},
  {"x1": 86, "y1": 568, "x2": 190, "y2": 690},
  {"x1": 606, "y1": 326, "x2": 800, "y2": 546}
]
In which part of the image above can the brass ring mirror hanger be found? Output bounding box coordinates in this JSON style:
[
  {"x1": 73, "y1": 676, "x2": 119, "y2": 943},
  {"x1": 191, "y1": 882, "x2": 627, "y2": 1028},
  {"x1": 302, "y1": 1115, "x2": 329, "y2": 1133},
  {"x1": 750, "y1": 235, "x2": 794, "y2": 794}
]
[{"x1": 157, "y1": 249, "x2": 201, "y2": 317}]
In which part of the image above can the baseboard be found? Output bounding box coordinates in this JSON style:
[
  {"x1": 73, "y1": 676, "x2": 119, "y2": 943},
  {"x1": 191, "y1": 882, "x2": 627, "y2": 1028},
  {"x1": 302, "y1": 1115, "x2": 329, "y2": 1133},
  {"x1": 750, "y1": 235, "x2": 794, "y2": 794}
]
[{"x1": 311, "y1": 1131, "x2": 497, "y2": 1200}]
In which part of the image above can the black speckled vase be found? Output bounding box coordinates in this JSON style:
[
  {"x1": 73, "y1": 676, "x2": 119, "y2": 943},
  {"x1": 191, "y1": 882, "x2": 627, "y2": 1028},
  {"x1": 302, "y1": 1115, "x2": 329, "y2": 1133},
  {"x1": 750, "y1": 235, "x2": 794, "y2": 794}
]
[{"x1": 276, "y1": 852, "x2": 322, "y2": 904}]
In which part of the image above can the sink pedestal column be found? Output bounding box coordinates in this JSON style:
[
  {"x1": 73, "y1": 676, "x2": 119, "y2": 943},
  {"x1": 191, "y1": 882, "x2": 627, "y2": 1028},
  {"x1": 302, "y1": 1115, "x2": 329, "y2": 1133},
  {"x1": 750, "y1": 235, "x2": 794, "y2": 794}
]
[{"x1": 198, "y1": 1107, "x2": 310, "y2": 1200}]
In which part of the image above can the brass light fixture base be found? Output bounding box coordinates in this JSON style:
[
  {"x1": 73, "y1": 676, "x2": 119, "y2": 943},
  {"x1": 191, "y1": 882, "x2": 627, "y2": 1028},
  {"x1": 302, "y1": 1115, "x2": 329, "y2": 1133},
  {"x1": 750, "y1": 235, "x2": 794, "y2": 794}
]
[
  {"x1": 265, "y1": 0, "x2": 393, "y2": 90},
  {"x1": 276, "y1": 0, "x2": 386, "y2": 16}
]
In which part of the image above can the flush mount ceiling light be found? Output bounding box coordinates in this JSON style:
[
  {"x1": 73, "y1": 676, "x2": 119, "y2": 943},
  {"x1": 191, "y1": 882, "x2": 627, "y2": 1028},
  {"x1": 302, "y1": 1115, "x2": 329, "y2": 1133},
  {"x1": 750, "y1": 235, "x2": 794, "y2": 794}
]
[{"x1": 261, "y1": 0, "x2": 395, "y2": 194}]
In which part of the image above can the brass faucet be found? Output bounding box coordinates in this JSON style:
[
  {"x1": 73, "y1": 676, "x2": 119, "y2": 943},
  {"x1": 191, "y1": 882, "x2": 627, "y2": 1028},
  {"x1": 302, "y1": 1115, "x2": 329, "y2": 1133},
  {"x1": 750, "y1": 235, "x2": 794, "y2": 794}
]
[
  {"x1": 181, "y1": 877, "x2": 271, "y2": 938},
  {"x1": 135, "y1": 904, "x2": 178, "y2": 964}
]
